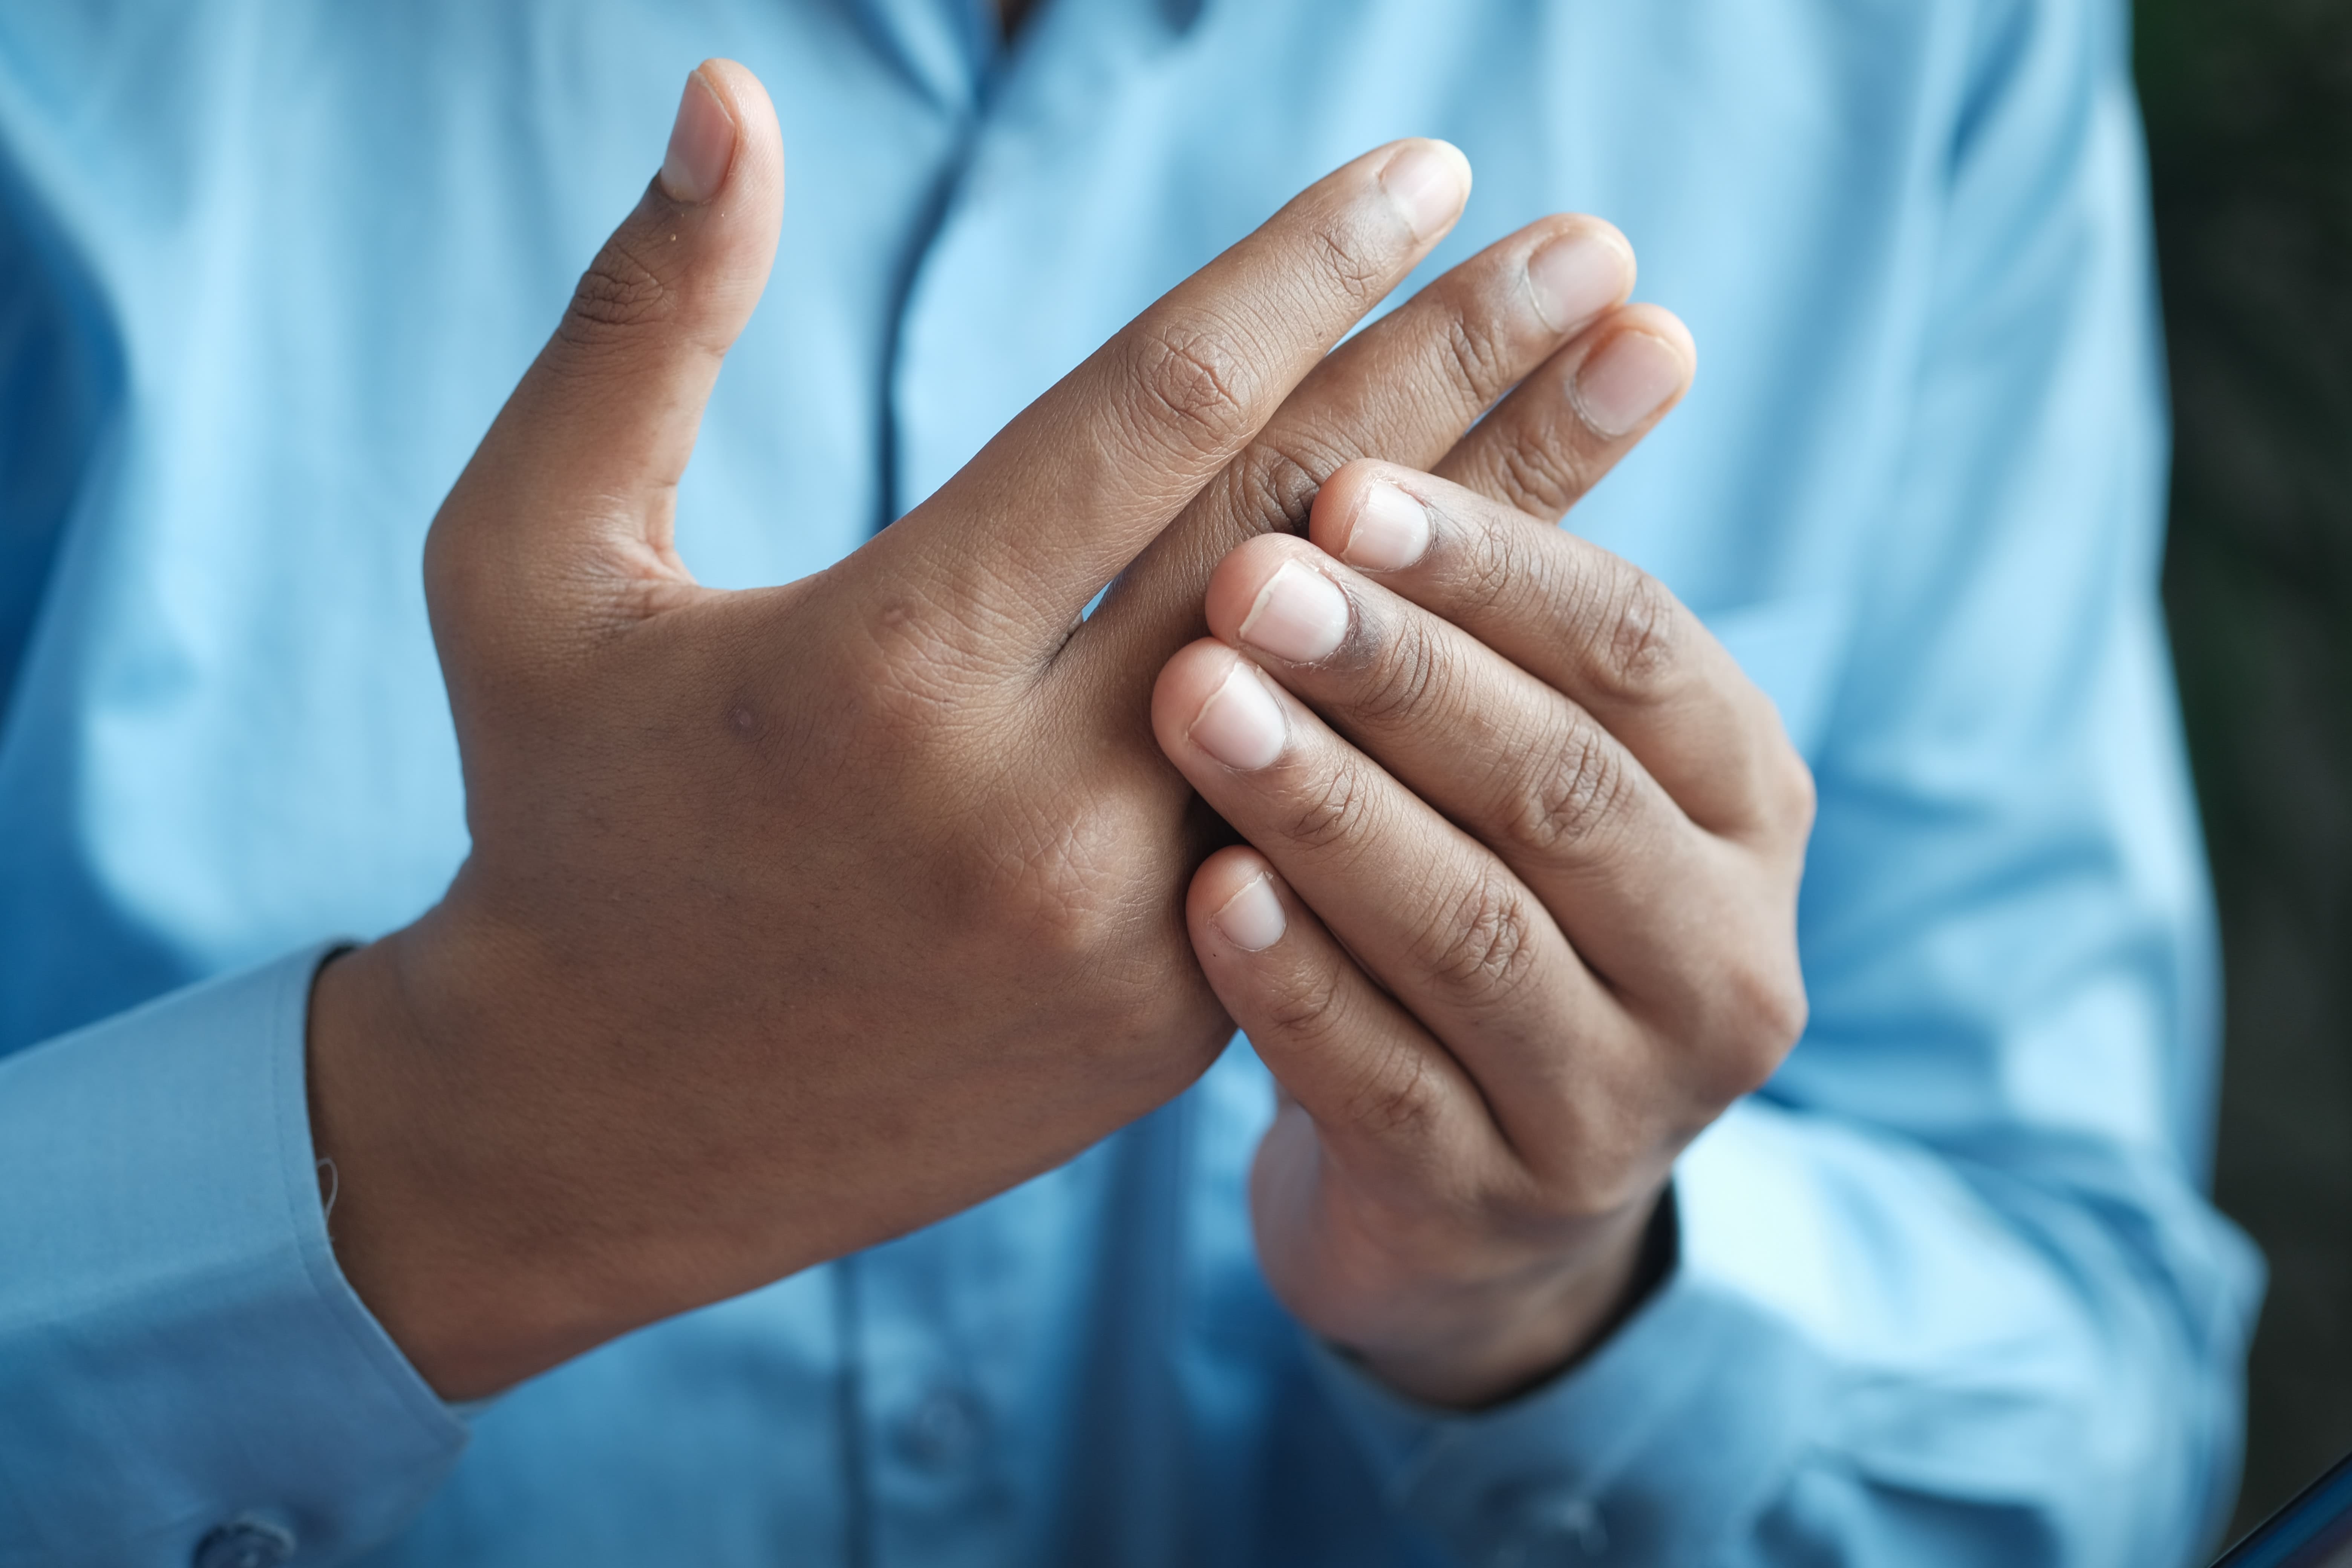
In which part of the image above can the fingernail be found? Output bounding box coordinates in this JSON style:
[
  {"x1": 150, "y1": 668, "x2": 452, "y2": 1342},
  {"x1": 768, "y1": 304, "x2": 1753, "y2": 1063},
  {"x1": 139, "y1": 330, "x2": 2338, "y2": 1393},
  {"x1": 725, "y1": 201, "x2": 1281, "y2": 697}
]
[
  {"x1": 1378, "y1": 141, "x2": 1472, "y2": 243},
  {"x1": 1237, "y1": 561, "x2": 1349, "y2": 664},
  {"x1": 1573, "y1": 330, "x2": 1687, "y2": 437},
  {"x1": 1211, "y1": 874, "x2": 1287, "y2": 952},
  {"x1": 1526, "y1": 229, "x2": 1633, "y2": 334},
  {"x1": 1189, "y1": 663, "x2": 1287, "y2": 771},
  {"x1": 1340, "y1": 482, "x2": 1431, "y2": 571},
  {"x1": 659, "y1": 67, "x2": 737, "y2": 205}
]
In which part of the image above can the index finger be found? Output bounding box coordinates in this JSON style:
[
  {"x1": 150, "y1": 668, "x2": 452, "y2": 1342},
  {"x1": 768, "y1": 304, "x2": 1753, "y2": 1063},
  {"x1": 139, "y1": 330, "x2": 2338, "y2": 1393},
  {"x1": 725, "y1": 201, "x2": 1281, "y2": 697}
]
[{"x1": 855, "y1": 140, "x2": 1472, "y2": 668}]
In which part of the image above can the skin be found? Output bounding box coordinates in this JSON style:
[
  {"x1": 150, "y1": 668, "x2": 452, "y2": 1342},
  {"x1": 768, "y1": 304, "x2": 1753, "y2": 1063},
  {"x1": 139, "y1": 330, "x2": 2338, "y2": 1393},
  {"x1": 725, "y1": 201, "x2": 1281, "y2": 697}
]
[
  {"x1": 309, "y1": 57, "x2": 1810, "y2": 1411},
  {"x1": 1159, "y1": 459, "x2": 1814, "y2": 1405}
]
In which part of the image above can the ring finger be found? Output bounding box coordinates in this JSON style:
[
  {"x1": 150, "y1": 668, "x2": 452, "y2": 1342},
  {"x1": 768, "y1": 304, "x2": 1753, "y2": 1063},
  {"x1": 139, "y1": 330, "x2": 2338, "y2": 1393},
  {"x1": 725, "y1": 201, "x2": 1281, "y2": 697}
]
[
  {"x1": 1194, "y1": 531, "x2": 1765, "y2": 1046},
  {"x1": 1308, "y1": 462, "x2": 1811, "y2": 848}
]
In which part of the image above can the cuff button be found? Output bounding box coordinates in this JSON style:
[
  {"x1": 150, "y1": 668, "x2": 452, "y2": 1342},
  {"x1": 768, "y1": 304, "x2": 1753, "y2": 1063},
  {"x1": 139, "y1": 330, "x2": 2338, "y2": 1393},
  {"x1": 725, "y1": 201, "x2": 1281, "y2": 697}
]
[{"x1": 193, "y1": 1518, "x2": 296, "y2": 1568}]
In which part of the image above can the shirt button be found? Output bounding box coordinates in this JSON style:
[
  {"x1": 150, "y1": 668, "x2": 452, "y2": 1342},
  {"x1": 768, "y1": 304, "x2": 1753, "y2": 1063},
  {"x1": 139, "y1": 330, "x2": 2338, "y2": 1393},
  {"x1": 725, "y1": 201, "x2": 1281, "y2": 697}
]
[
  {"x1": 191, "y1": 1519, "x2": 296, "y2": 1568},
  {"x1": 896, "y1": 1385, "x2": 986, "y2": 1469}
]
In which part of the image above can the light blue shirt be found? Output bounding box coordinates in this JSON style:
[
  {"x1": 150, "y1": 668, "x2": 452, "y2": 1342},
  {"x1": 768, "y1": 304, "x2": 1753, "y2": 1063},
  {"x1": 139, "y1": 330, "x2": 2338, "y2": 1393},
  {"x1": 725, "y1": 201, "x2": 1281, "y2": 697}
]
[{"x1": 0, "y1": 2, "x2": 2264, "y2": 1564}]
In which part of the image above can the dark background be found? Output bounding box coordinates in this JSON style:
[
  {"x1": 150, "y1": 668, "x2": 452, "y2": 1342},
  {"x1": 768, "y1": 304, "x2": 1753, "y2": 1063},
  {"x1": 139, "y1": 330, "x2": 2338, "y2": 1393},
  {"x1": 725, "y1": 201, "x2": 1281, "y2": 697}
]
[{"x1": 2135, "y1": 0, "x2": 2352, "y2": 1536}]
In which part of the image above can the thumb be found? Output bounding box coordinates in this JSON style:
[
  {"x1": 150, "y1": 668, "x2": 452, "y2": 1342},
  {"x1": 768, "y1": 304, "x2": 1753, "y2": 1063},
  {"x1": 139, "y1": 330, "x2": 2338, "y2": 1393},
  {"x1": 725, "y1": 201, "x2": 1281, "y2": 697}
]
[{"x1": 429, "y1": 60, "x2": 783, "y2": 652}]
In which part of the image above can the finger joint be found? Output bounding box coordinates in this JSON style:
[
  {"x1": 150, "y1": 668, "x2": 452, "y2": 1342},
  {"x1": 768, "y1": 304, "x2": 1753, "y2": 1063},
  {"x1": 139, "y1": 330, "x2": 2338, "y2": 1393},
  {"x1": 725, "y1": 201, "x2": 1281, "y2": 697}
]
[
  {"x1": 1696, "y1": 952, "x2": 1810, "y2": 1101},
  {"x1": 1336, "y1": 1040, "x2": 1448, "y2": 1147},
  {"x1": 1279, "y1": 754, "x2": 1379, "y2": 856},
  {"x1": 1119, "y1": 314, "x2": 1260, "y2": 467},
  {"x1": 1501, "y1": 714, "x2": 1637, "y2": 860},
  {"x1": 1419, "y1": 868, "x2": 1544, "y2": 1010},
  {"x1": 1582, "y1": 568, "x2": 1680, "y2": 707},
  {"x1": 558, "y1": 234, "x2": 676, "y2": 347},
  {"x1": 1350, "y1": 614, "x2": 1449, "y2": 727},
  {"x1": 1491, "y1": 432, "x2": 1594, "y2": 522}
]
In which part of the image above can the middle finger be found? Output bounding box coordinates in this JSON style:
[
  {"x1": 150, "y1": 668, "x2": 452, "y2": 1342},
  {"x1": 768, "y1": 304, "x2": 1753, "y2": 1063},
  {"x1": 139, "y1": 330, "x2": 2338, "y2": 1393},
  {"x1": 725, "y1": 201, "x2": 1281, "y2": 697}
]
[
  {"x1": 1305, "y1": 462, "x2": 1810, "y2": 846},
  {"x1": 1192, "y1": 531, "x2": 1767, "y2": 1039},
  {"x1": 1070, "y1": 214, "x2": 1638, "y2": 687}
]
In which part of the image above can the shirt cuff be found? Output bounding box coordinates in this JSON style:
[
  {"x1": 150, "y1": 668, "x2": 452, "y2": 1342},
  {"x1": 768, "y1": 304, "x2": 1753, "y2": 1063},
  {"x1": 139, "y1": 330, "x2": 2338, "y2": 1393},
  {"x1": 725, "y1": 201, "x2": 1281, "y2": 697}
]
[
  {"x1": 1309, "y1": 1188, "x2": 1829, "y2": 1566},
  {"x1": 0, "y1": 945, "x2": 466, "y2": 1566}
]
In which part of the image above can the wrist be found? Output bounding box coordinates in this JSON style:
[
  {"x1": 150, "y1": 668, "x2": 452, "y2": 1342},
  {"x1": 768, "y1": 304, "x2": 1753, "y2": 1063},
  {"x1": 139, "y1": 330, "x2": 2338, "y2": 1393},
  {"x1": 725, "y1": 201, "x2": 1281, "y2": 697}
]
[
  {"x1": 305, "y1": 917, "x2": 639, "y2": 1400},
  {"x1": 1350, "y1": 1188, "x2": 1673, "y2": 1410}
]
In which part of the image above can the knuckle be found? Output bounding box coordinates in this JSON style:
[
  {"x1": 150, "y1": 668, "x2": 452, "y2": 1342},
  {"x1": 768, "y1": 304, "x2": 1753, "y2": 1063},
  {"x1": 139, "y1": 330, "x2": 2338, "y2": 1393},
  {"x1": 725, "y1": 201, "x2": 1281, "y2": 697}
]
[
  {"x1": 1418, "y1": 868, "x2": 1543, "y2": 1006},
  {"x1": 1773, "y1": 747, "x2": 1819, "y2": 836},
  {"x1": 1278, "y1": 753, "x2": 1379, "y2": 855},
  {"x1": 1119, "y1": 312, "x2": 1259, "y2": 463},
  {"x1": 1229, "y1": 437, "x2": 1334, "y2": 537},
  {"x1": 1580, "y1": 566, "x2": 1680, "y2": 707},
  {"x1": 1492, "y1": 432, "x2": 1592, "y2": 521},
  {"x1": 1489, "y1": 1163, "x2": 1612, "y2": 1232},
  {"x1": 971, "y1": 793, "x2": 1162, "y2": 977},
  {"x1": 1337, "y1": 1041, "x2": 1449, "y2": 1145},
  {"x1": 1304, "y1": 215, "x2": 1394, "y2": 306},
  {"x1": 1457, "y1": 516, "x2": 1527, "y2": 617},
  {"x1": 556, "y1": 233, "x2": 676, "y2": 349},
  {"x1": 1261, "y1": 963, "x2": 1352, "y2": 1046},
  {"x1": 1349, "y1": 615, "x2": 1447, "y2": 726},
  {"x1": 1697, "y1": 953, "x2": 1809, "y2": 1099},
  {"x1": 1502, "y1": 715, "x2": 1636, "y2": 858},
  {"x1": 1435, "y1": 310, "x2": 1513, "y2": 408}
]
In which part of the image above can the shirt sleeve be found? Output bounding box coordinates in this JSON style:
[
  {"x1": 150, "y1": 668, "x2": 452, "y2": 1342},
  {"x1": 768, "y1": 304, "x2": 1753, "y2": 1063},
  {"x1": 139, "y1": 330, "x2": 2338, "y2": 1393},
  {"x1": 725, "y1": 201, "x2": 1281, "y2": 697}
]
[
  {"x1": 1311, "y1": 1, "x2": 2264, "y2": 1563},
  {"x1": 0, "y1": 946, "x2": 467, "y2": 1567}
]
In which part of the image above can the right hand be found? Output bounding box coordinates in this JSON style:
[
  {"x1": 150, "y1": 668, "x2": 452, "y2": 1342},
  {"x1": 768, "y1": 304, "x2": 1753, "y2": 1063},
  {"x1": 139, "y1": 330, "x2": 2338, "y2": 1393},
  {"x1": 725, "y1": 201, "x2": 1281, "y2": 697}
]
[{"x1": 309, "y1": 58, "x2": 1668, "y2": 1399}]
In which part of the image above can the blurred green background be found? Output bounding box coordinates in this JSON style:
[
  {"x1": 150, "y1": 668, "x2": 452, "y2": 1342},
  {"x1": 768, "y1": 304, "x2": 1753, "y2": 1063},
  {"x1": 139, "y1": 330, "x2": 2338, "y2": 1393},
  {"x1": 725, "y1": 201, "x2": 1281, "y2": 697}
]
[{"x1": 2135, "y1": 0, "x2": 2352, "y2": 1535}]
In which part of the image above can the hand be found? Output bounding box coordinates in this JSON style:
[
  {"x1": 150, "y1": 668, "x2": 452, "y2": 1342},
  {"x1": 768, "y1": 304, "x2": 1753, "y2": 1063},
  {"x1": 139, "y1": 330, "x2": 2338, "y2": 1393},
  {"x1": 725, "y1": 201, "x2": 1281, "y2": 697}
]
[
  {"x1": 308, "y1": 59, "x2": 1659, "y2": 1398},
  {"x1": 1153, "y1": 371, "x2": 1815, "y2": 1406}
]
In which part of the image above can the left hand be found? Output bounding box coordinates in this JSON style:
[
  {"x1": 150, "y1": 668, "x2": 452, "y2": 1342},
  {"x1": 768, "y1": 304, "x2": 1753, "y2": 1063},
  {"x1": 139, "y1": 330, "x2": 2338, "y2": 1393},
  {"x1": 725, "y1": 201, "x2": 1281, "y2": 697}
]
[{"x1": 1150, "y1": 345, "x2": 1815, "y2": 1407}]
